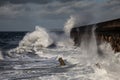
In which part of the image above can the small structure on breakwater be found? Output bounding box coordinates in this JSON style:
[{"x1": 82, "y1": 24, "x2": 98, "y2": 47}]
[{"x1": 70, "y1": 18, "x2": 120, "y2": 53}]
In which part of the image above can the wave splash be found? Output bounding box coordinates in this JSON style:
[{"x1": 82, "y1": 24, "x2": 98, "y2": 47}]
[
  {"x1": 19, "y1": 26, "x2": 53, "y2": 48},
  {"x1": 9, "y1": 26, "x2": 54, "y2": 53},
  {"x1": 64, "y1": 15, "x2": 82, "y2": 36}
]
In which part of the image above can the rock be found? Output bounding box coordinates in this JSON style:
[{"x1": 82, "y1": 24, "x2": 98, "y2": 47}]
[
  {"x1": 58, "y1": 57, "x2": 66, "y2": 66},
  {"x1": 95, "y1": 63, "x2": 101, "y2": 69}
]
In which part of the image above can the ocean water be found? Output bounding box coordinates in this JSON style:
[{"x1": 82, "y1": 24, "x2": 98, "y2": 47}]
[{"x1": 0, "y1": 18, "x2": 120, "y2": 80}]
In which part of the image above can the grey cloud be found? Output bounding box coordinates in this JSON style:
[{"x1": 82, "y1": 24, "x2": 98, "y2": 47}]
[
  {"x1": 1, "y1": 0, "x2": 120, "y2": 19},
  {"x1": 0, "y1": 0, "x2": 120, "y2": 31},
  {"x1": 0, "y1": 4, "x2": 31, "y2": 19}
]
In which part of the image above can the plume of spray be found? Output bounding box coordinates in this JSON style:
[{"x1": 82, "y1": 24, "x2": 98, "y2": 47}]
[
  {"x1": 58, "y1": 15, "x2": 80, "y2": 47},
  {"x1": 64, "y1": 14, "x2": 92, "y2": 36},
  {"x1": 64, "y1": 16, "x2": 75, "y2": 36},
  {"x1": 63, "y1": 15, "x2": 85, "y2": 47},
  {"x1": 64, "y1": 15, "x2": 80, "y2": 36},
  {"x1": 80, "y1": 26, "x2": 99, "y2": 64},
  {"x1": 10, "y1": 26, "x2": 53, "y2": 53},
  {"x1": 62, "y1": 14, "x2": 90, "y2": 48}
]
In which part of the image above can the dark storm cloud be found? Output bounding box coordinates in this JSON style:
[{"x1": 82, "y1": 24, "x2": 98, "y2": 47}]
[
  {"x1": 0, "y1": 0, "x2": 81, "y2": 6},
  {"x1": 0, "y1": 0, "x2": 50, "y2": 5}
]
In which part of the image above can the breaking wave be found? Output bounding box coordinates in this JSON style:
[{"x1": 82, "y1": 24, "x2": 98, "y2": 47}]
[
  {"x1": 9, "y1": 26, "x2": 54, "y2": 53},
  {"x1": 19, "y1": 26, "x2": 53, "y2": 48}
]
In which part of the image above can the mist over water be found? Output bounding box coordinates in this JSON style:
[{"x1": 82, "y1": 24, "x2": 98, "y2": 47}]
[{"x1": 0, "y1": 16, "x2": 120, "y2": 80}]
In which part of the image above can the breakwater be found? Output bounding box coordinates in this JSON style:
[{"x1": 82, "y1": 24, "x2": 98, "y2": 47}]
[{"x1": 70, "y1": 18, "x2": 120, "y2": 53}]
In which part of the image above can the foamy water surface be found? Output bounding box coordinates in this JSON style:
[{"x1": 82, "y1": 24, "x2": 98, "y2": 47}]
[{"x1": 0, "y1": 16, "x2": 120, "y2": 80}]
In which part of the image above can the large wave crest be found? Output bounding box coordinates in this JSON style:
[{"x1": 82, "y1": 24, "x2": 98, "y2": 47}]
[{"x1": 10, "y1": 26, "x2": 54, "y2": 53}]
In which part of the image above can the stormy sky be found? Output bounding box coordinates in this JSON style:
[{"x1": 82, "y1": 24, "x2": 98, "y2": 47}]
[{"x1": 0, "y1": 0, "x2": 120, "y2": 31}]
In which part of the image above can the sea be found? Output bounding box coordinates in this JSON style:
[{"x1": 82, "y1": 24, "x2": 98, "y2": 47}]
[{"x1": 0, "y1": 24, "x2": 120, "y2": 80}]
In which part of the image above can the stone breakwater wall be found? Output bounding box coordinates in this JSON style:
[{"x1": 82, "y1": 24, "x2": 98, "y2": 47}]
[
  {"x1": 96, "y1": 32, "x2": 120, "y2": 53},
  {"x1": 70, "y1": 18, "x2": 120, "y2": 53}
]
